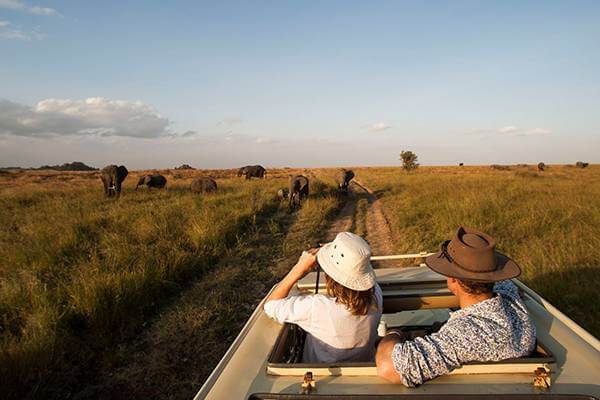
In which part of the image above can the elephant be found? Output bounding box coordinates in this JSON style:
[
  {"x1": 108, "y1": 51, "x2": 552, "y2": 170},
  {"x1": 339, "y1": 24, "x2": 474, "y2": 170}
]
[
  {"x1": 277, "y1": 188, "x2": 288, "y2": 200},
  {"x1": 191, "y1": 177, "x2": 217, "y2": 193},
  {"x1": 136, "y1": 174, "x2": 167, "y2": 190},
  {"x1": 335, "y1": 169, "x2": 355, "y2": 194},
  {"x1": 237, "y1": 165, "x2": 266, "y2": 180},
  {"x1": 537, "y1": 162, "x2": 546, "y2": 171},
  {"x1": 288, "y1": 175, "x2": 309, "y2": 209},
  {"x1": 100, "y1": 165, "x2": 128, "y2": 198}
]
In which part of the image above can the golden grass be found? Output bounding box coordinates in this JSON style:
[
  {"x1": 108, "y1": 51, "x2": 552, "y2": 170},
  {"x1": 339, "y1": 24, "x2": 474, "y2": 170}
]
[
  {"x1": 86, "y1": 181, "x2": 343, "y2": 399},
  {"x1": 0, "y1": 170, "x2": 291, "y2": 397},
  {"x1": 355, "y1": 165, "x2": 600, "y2": 336},
  {"x1": 0, "y1": 168, "x2": 341, "y2": 398},
  {"x1": 1, "y1": 164, "x2": 599, "y2": 398}
]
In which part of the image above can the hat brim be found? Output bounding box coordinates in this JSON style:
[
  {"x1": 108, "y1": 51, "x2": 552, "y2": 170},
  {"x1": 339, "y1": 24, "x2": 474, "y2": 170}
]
[
  {"x1": 316, "y1": 242, "x2": 376, "y2": 291},
  {"x1": 425, "y1": 251, "x2": 521, "y2": 282}
]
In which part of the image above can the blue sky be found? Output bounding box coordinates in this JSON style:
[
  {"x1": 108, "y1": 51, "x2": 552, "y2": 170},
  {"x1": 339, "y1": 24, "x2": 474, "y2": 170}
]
[{"x1": 1, "y1": 0, "x2": 599, "y2": 168}]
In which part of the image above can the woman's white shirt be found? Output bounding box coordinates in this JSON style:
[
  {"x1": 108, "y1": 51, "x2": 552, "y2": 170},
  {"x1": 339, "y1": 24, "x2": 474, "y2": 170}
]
[{"x1": 264, "y1": 283, "x2": 383, "y2": 363}]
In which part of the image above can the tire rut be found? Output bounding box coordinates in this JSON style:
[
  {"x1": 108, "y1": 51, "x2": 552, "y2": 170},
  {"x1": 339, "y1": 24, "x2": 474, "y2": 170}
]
[
  {"x1": 353, "y1": 179, "x2": 394, "y2": 258},
  {"x1": 319, "y1": 174, "x2": 395, "y2": 264},
  {"x1": 322, "y1": 186, "x2": 357, "y2": 241}
]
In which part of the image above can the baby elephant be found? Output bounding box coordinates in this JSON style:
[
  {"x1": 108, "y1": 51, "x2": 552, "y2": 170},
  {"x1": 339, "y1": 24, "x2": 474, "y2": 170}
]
[
  {"x1": 191, "y1": 177, "x2": 217, "y2": 193},
  {"x1": 136, "y1": 174, "x2": 167, "y2": 190},
  {"x1": 289, "y1": 175, "x2": 309, "y2": 209},
  {"x1": 277, "y1": 188, "x2": 289, "y2": 200},
  {"x1": 335, "y1": 169, "x2": 355, "y2": 194}
]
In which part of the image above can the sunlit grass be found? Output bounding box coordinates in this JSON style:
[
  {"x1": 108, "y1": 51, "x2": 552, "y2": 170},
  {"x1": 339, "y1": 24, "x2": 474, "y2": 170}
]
[
  {"x1": 356, "y1": 165, "x2": 600, "y2": 337},
  {"x1": 0, "y1": 173, "x2": 287, "y2": 397},
  {"x1": 0, "y1": 168, "x2": 342, "y2": 398}
]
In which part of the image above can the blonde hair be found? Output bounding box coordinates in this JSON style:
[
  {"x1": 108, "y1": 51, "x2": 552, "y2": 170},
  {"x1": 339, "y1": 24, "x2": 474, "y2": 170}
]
[{"x1": 325, "y1": 273, "x2": 376, "y2": 316}]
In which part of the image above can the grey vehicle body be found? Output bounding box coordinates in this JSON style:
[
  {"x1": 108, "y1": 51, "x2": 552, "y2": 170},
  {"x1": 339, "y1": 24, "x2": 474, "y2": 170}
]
[
  {"x1": 576, "y1": 161, "x2": 589, "y2": 168},
  {"x1": 191, "y1": 177, "x2": 217, "y2": 193},
  {"x1": 238, "y1": 165, "x2": 266, "y2": 179},
  {"x1": 100, "y1": 165, "x2": 128, "y2": 197},
  {"x1": 288, "y1": 175, "x2": 309, "y2": 209},
  {"x1": 335, "y1": 169, "x2": 355, "y2": 193},
  {"x1": 136, "y1": 174, "x2": 167, "y2": 190}
]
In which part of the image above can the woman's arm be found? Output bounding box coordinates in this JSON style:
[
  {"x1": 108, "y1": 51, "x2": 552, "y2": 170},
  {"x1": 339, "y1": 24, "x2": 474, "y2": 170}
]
[{"x1": 265, "y1": 249, "x2": 318, "y2": 304}]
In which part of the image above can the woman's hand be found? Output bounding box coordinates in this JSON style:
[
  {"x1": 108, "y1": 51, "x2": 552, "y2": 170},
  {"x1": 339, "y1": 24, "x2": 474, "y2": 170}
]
[
  {"x1": 290, "y1": 248, "x2": 319, "y2": 279},
  {"x1": 265, "y1": 247, "x2": 320, "y2": 304}
]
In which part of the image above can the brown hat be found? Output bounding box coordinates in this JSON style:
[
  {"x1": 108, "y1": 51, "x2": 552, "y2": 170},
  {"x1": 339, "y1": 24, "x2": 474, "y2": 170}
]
[{"x1": 425, "y1": 227, "x2": 521, "y2": 282}]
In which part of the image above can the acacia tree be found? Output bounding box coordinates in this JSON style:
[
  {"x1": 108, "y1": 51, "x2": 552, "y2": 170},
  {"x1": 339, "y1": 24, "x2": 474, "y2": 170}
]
[{"x1": 400, "y1": 150, "x2": 419, "y2": 172}]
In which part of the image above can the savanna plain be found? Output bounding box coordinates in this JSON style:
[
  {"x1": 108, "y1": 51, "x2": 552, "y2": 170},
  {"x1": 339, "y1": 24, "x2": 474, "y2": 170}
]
[{"x1": 0, "y1": 164, "x2": 598, "y2": 399}]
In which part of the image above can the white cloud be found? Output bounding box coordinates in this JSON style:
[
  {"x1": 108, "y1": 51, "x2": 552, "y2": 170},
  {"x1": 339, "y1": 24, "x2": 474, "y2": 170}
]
[
  {"x1": 498, "y1": 125, "x2": 518, "y2": 134},
  {"x1": 217, "y1": 117, "x2": 243, "y2": 126},
  {"x1": 0, "y1": 0, "x2": 59, "y2": 16},
  {"x1": 0, "y1": 97, "x2": 175, "y2": 138},
  {"x1": 368, "y1": 122, "x2": 391, "y2": 132},
  {"x1": 468, "y1": 125, "x2": 553, "y2": 137},
  {"x1": 28, "y1": 5, "x2": 56, "y2": 15},
  {"x1": 255, "y1": 136, "x2": 277, "y2": 145},
  {"x1": 523, "y1": 127, "x2": 551, "y2": 136},
  {"x1": 496, "y1": 125, "x2": 552, "y2": 137},
  {"x1": 181, "y1": 130, "x2": 198, "y2": 137},
  {"x1": 0, "y1": 20, "x2": 46, "y2": 41},
  {"x1": 0, "y1": 26, "x2": 45, "y2": 40}
]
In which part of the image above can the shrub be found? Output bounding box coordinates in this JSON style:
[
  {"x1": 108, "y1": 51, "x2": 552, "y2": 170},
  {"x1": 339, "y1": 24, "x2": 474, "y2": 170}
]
[
  {"x1": 400, "y1": 150, "x2": 419, "y2": 172},
  {"x1": 175, "y1": 164, "x2": 194, "y2": 170}
]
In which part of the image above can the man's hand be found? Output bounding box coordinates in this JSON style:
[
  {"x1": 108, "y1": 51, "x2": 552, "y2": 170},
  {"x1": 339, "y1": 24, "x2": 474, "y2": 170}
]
[{"x1": 384, "y1": 329, "x2": 406, "y2": 341}]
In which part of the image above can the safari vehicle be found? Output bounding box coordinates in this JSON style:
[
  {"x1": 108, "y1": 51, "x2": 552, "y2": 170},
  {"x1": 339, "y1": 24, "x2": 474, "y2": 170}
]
[{"x1": 195, "y1": 253, "x2": 600, "y2": 399}]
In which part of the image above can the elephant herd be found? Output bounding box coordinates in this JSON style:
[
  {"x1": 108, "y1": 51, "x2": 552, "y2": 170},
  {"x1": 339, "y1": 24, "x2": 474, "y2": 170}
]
[
  {"x1": 100, "y1": 164, "x2": 217, "y2": 198},
  {"x1": 100, "y1": 164, "x2": 355, "y2": 210},
  {"x1": 275, "y1": 168, "x2": 355, "y2": 209}
]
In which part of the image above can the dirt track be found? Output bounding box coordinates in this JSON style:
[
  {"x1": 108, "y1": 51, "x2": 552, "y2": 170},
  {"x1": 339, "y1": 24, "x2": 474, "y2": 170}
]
[{"x1": 322, "y1": 177, "x2": 395, "y2": 260}]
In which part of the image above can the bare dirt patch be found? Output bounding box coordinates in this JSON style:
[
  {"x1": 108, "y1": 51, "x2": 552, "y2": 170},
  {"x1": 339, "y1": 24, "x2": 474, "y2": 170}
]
[
  {"x1": 321, "y1": 178, "x2": 395, "y2": 261},
  {"x1": 323, "y1": 187, "x2": 357, "y2": 241},
  {"x1": 353, "y1": 179, "x2": 394, "y2": 257}
]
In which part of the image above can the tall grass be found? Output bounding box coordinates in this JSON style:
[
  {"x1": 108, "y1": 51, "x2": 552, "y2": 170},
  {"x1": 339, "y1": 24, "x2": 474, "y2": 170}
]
[
  {"x1": 356, "y1": 165, "x2": 600, "y2": 337},
  {"x1": 0, "y1": 176, "x2": 287, "y2": 397}
]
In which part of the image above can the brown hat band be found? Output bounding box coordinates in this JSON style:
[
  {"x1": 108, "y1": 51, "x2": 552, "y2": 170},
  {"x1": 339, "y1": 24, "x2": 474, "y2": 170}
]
[{"x1": 440, "y1": 240, "x2": 495, "y2": 274}]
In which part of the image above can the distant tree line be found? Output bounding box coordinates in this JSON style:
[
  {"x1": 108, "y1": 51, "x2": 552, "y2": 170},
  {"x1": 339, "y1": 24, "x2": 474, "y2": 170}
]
[{"x1": 36, "y1": 161, "x2": 97, "y2": 171}]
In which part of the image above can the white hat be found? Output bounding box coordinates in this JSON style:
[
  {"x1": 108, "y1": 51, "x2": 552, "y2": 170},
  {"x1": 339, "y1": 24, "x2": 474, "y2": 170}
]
[{"x1": 316, "y1": 232, "x2": 376, "y2": 291}]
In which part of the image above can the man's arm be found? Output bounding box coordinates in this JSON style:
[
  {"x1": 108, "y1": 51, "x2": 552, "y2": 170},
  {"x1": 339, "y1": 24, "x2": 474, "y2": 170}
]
[{"x1": 376, "y1": 332, "x2": 403, "y2": 383}]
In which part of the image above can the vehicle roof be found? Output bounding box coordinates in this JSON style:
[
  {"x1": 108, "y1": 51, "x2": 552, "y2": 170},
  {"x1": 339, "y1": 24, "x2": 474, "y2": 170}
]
[{"x1": 196, "y1": 266, "x2": 600, "y2": 399}]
